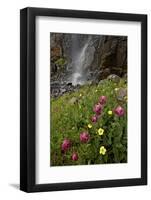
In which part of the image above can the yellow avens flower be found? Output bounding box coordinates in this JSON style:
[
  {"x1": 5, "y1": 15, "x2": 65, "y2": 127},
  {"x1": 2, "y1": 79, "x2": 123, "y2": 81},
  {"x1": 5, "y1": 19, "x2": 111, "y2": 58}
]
[
  {"x1": 99, "y1": 146, "x2": 106, "y2": 155},
  {"x1": 98, "y1": 128, "x2": 104, "y2": 136},
  {"x1": 108, "y1": 110, "x2": 113, "y2": 115},
  {"x1": 88, "y1": 124, "x2": 92, "y2": 129},
  {"x1": 79, "y1": 93, "x2": 82, "y2": 97},
  {"x1": 114, "y1": 88, "x2": 119, "y2": 91}
]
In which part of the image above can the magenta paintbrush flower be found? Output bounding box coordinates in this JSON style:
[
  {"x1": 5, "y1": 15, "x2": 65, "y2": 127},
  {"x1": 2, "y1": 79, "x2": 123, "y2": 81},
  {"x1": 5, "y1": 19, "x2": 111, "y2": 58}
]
[
  {"x1": 80, "y1": 132, "x2": 90, "y2": 143},
  {"x1": 61, "y1": 139, "x2": 71, "y2": 152},
  {"x1": 114, "y1": 106, "x2": 125, "y2": 117},
  {"x1": 93, "y1": 103, "x2": 102, "y2": 115},
  {"x1": 91, "y1": 115, "x2": 98, "y2": 123},
  {"x1": 99, "y1": 96, "x2": 107, "y2": 104},
  {"x1": 71, "y1": 152, "x2": 78, "y2": 161}
]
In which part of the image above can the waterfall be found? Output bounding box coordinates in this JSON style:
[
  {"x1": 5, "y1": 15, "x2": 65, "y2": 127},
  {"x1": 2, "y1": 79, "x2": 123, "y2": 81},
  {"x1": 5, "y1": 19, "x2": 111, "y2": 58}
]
[{"x1": 69, "y1": 35, "x2": 95, "y2": 86}]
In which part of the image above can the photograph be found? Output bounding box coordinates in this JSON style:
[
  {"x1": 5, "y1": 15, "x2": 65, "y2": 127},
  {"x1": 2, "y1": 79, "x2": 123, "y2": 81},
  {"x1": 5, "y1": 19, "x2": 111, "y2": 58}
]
[{"x1": 50, "y1": 33, "x2": 127, "y2": 166}]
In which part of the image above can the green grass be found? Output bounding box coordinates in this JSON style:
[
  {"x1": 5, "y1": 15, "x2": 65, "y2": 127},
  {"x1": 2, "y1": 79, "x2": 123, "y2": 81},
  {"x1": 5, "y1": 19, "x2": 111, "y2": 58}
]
[{"x1": 50, "y1": 79, "x2": 127, "y2": 166}]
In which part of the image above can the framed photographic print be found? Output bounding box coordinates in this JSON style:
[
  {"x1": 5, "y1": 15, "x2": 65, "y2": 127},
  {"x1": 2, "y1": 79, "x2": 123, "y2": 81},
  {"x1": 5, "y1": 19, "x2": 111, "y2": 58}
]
[{"x1": 20, "y1": 7, "x2": 147, "y2": 192}]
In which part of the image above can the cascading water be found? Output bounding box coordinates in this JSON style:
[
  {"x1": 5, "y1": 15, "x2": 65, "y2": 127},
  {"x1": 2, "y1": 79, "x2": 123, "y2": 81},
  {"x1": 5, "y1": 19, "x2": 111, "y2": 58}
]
[{"x1": 69, "y1": 34, "x2": 95, "y2": 86}]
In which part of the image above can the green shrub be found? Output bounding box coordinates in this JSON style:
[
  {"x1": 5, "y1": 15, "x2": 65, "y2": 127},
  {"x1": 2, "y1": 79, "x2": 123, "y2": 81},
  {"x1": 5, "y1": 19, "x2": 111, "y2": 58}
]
[{"x1": 54, "y1": 57, "x2": 67, "y2": 66}]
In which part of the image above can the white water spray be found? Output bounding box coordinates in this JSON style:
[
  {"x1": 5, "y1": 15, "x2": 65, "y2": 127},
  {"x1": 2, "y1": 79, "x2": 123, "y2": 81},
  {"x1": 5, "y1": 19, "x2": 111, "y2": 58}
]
[{"x1": 70, "y1": 35, "x2": 95, "y2": 86}]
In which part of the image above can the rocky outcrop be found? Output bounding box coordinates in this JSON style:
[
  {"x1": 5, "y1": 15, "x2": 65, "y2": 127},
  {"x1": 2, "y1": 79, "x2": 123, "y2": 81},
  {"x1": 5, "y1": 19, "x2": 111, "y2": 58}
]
[
  {"x1": 98, "y1": 36, "x2": 127, "y2": 79},
  {"x1": 51, "y1": 81, "x2": 81, "y2": 98}
]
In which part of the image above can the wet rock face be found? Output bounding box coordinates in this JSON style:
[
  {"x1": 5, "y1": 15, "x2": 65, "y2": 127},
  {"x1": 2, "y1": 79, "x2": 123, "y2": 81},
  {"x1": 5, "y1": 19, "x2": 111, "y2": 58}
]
[
  {"x1": 90, "y1": 35, "x2": 127, "y2": 79},
  {"x1": 98, "y1": 36, "x2": 127, "y2": 79}
]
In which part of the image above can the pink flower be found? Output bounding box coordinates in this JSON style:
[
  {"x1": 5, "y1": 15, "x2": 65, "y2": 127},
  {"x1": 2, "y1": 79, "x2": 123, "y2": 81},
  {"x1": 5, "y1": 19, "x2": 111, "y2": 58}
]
[
  {"x1": 99, "y1": 96, "x2": 107, "y2": 104},
  {"x1": 80, "y1": 132, "x2": 90, "y2": 143},
  {"x1": 91, "y1": 115, "x2": 98, "y2": 123},
  {"x1": 114, "y1": 106, "x2": 125, "y2": 117},
  {"x1": 93, "y1": 103, "x2": 102, "y2": 115},
  {"x1": 61, "y1": 139, "x2": 71, "y2": 152},
  {"x1": 71, "y1": 152, "x2": 78, "y2": 161}
]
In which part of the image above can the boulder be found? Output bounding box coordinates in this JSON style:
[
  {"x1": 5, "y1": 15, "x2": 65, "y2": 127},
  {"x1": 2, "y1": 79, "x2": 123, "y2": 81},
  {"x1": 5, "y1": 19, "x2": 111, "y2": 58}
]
[
  {"x1": 107, "y1": 74, "x2": 121, "y2": 83},
  {"x1": 116, "y1": 88, "x2": 127, "y2": 101}
]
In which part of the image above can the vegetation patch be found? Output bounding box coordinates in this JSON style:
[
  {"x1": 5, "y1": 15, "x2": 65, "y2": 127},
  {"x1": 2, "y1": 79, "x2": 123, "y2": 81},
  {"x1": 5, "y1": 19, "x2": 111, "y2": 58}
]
[{"x1": 50, "y1": 79, "x2": 127, "y2": 166}]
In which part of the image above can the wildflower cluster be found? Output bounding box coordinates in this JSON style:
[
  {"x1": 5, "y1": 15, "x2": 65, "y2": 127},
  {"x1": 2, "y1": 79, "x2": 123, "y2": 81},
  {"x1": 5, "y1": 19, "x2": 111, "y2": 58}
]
[
  {"x1": 51, "y1": 79, "x2": 127, "y2": 166},
  {"x1": 60, "y1": 94, "x2": 125, "y2": 162}
]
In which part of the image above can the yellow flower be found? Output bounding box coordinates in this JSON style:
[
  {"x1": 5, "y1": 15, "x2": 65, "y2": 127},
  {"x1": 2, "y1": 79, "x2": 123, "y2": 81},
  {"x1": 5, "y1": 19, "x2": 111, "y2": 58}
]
[
  {"x1": 95, "y1": 89, "x2": 98, "y2": 92},
  {"x1": 108, "y1": 110, "x2": 113, "y2": 115},
  {"x1": 114, "y1": 88, "x2": 119, "y2": 91},
  {"x1": 79, "y1": 93, "x2": 82, "y2": 97},
  {"x1": 124, "y1": 96, "x2": 127, "y2": 100},
  {"x1": 98, "y1": 128, "x2": 104, "y2": 136},
  {"x1": 99, "y1": 146, "x2": 106, "y2": 155},
  {"x1": 79, "y1": 104, "x2": 82, "y2": 109},
  {"x1": 88, "y1": 124, "x2": 92, "y2": 129}
]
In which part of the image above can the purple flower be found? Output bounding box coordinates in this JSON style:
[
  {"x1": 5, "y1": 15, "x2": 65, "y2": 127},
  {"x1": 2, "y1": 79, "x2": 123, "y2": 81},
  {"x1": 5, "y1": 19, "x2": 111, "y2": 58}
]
[
  {"x1": 71, "y1": 152, "x2": 78, "y2": 161},
  {"x1": 80, "y1": 132, "x2": 90, "y2": 143},
  {"x1": 114, "y1": 106, "x2": 125, "y2": 117},
  {"x1": 61, "y1": 139, "x2": 71, "y2": 152},
  {"x1": 99, "y1": 96, "x2": 107, "y2": 105},
  {"x1": 91, "y1": 115, "x2": 98, "y2": 123},
  {"x1": 93, "y1": 103, "x2": 102, "y2": 115}
]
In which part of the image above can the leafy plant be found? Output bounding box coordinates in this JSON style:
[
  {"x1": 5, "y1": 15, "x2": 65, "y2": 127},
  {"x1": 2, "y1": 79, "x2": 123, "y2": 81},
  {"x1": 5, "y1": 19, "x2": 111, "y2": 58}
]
[{"x1": 54, "y1": 57, "x2": 67, "y2": 66}]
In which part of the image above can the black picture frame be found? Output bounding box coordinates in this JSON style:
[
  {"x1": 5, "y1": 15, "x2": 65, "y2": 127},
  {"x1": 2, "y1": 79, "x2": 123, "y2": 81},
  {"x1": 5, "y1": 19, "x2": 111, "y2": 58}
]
[{"x1": 20, "y1": 7, "x2": 147, "y2": 193}]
